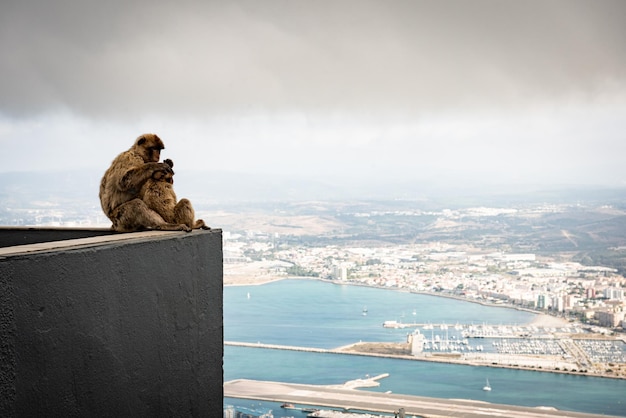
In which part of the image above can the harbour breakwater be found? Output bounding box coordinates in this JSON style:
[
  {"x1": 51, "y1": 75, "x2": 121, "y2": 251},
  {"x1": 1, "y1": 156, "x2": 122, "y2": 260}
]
[{"x1": 224, "y1": 339, "x2": 625, "y2": 380}]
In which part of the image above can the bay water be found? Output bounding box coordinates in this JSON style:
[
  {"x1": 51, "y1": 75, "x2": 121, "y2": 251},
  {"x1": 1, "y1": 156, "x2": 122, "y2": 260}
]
[{"x1": 224, "y1": 279, "x2": 626, "y2": 416}]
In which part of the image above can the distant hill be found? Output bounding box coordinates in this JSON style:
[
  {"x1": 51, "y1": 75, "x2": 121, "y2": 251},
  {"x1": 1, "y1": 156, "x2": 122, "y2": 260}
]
[
  {"x1": 1, "y1": 169, "x2": 625, "y2": 273},
  {"x1": 1, "y1": 169, "x2": 625, "y2": 208},
  {"x1": 0, "y1": 170, "x2": 101, "y2": 205}
]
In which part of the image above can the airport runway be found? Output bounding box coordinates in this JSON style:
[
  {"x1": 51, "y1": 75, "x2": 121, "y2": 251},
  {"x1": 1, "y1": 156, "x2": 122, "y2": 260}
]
[{"x1": 224, "y1": 379, "x2": 620, "y2": 418}]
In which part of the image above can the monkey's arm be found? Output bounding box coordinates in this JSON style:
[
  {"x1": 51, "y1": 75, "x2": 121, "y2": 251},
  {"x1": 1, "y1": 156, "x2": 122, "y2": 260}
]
[{"x1": 118, "y1": 162, "x2": 172, "y2": 194}]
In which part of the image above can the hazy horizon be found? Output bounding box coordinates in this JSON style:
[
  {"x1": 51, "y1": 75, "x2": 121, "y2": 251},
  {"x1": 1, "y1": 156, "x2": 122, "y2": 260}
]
[{"x1": 2, "y1": 167, "x2": 626, "y2": 206}]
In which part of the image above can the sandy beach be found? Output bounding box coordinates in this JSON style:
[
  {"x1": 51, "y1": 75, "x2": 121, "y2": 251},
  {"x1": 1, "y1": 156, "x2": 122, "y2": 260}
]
[
  {"x1": 528, "y1": 313, "x2": 570, "y2": 327},
  {"x1": 223, "y1": 262, "x2": 286, "y2": 286}
]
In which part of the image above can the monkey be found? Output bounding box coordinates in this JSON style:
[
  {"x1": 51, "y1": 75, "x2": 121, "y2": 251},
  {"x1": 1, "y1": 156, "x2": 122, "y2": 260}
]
[
  {"x1": 99, "y1": 133, "x2": 192, "y2": 232},
  {"x1": 139, "y1": 158, "x2": 209, "y2": 230}
]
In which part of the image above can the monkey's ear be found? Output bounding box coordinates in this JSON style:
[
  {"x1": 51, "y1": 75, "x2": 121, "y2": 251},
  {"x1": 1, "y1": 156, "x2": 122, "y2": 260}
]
[{"x1": 138, "y1": 136, "x2": 146, "y2": 145}]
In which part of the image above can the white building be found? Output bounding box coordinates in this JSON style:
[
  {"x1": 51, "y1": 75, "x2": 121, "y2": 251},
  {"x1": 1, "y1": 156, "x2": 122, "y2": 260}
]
[
  {"x1": 333, "y1": 264, "x2": 348, "y2": 280},
  {"x1": 410, "y1": 329, "x2": 425, "y2": 355},
  {"x1": 604, "y1": 287, "x2": 625, "y2": 300}
]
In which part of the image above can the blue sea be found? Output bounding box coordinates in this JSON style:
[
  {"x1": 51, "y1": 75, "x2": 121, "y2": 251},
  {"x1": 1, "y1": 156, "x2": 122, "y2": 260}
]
[{"x1": 224, "y1": 279, "x2": 626, "y2": 417}]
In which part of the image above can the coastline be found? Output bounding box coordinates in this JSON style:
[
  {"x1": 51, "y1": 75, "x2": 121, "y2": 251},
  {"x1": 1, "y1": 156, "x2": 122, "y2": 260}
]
[
  {"x1": 225, "y1": 274, "x2": 626, "y2": 379},
  {"x1": 224, "y1": 273, "x2": 569, "y2": 327},
  {"x1": 224, "y1": 378, "x2": 621, "y2": 418}
]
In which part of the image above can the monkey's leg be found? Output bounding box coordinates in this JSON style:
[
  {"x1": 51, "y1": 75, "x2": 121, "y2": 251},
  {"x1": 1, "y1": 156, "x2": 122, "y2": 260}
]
[
  {"x1": 193, "y1": 219, "x2": 211, "y2": 230},
  {"x1": 113, "y1": 199, "x2": 191, "y2": 232},
  {"x1": 173, "y1": 198, "x2": 197, "y2": 229},
  {"x1": 173, "y1": 199, "x2": 210, "y2": 230}
]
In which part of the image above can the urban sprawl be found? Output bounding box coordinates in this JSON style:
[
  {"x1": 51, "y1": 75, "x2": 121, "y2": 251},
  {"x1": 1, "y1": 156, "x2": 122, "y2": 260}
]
[{"x1": 221, "y1": 201, "x2": 626, "y2": 379}]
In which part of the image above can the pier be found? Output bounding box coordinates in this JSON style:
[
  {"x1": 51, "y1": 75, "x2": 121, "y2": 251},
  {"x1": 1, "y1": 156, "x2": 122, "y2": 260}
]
[
  {"x1": 226, "y1": 341, "x2": 331, "y2": 353},
  {"x1": 224, "y1": 379, "x2": 620, "y2": 418},
  {"x1": 382, "y1": 321, "x2": 584, "y2": 336},
  {"x1": 225, "y1": 341, "x2": 391, "y2": 358}
]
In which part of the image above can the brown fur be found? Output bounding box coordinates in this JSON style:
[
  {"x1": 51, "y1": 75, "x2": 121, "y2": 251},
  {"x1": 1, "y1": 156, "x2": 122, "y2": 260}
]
[
  {"x1": 139, "y1": 159, "x2": 209, "y2": 230},
  {"x1": 99, "y1": 134, "x2": 192, "y2": 232}
]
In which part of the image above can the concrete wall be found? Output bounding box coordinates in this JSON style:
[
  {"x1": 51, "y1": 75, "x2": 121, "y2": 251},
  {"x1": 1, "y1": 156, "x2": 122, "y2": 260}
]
[
  {"x1": 0, "y1": 229, "x2": 223, "y2": 417},
  {"x1": 0, "y1": 227, "x2": 117, "y2": 248}
]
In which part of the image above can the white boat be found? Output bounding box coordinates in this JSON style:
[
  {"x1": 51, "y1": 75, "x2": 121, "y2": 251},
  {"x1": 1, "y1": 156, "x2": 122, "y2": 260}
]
[{"x1": 483, "y1": 378, "x2": 492, "y2": 391}]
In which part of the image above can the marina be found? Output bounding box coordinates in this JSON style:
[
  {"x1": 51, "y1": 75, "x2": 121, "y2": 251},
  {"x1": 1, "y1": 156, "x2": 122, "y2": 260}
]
[
  {"x1": 224, "y1": 279, "x2": 626, "y2": 416},
  {"x1": 391, "y1": 321, "x2": 626, "y2": 369},
  {"x1": 384, "y1": 321, "x2": 586, "y2": 336}
]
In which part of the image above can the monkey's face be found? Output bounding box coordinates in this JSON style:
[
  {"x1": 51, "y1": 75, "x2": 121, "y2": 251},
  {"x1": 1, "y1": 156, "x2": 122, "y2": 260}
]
[
  {"x1": 134, "y1": 133, "x2": 165, "y2": 163},
  {"x1": 160, "y1": 171, "x2": 174, "y2": 184},
  {"x1": 152, "y1": 170, "x2": 174, "y2": 184}
]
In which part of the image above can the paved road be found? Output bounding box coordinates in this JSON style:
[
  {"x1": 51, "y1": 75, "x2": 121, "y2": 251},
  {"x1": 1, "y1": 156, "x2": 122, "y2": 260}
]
[{"x1": 224, "y1": 379, "x2": 620, "y2": 418}]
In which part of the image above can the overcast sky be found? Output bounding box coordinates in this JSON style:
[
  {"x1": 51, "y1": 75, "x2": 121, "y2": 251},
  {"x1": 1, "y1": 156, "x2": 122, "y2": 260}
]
[{"x1": 1, "y1": 0, "x2": 625, "y2": 192}]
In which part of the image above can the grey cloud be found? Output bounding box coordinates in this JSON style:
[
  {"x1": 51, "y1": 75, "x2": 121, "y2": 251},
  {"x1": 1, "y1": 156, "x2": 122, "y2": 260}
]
[{"x1": 1, "y1": 0, "x2": 625, "y2": 119}]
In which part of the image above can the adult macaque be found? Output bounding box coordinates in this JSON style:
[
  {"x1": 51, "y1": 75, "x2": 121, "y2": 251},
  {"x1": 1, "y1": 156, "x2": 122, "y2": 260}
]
[{"x1": 99, "y1": 134, "x2": 192, "y2": 232}]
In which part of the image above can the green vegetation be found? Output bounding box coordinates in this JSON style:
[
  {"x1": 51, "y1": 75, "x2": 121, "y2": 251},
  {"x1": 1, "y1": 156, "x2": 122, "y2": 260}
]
[
  {"x1": 286, "y1": 264, "x2": 319, "y2": 277},
  {"x1": 577, "y1": 250, "x2": 626, "y2": 276}
]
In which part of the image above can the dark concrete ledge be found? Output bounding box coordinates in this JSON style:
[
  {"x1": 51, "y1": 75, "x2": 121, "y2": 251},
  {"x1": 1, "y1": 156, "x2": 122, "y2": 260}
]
[
  {"x1": 0, "y1": 228, "x2": 223, "y2": 417},
  {"x1": 0, "y1": 227, "x2": 118, "y2": 249}
]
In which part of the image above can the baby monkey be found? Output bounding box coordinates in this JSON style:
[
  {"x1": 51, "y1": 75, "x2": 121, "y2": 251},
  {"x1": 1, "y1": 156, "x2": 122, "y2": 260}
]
[{"x1": 140, "y1": 159, "x2": 209, "y2": 231}]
